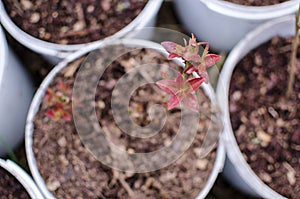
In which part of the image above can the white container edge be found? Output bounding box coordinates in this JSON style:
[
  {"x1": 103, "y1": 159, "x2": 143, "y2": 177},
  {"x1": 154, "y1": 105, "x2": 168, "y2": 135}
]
[
  {"x1": 26, "y1": 38, "x2": 225, "y2": 199},
  {"x1": 216, "y1": 15, "x2": 296, "y2": 199},
  {"x1": 0, "y1": 158, "x2": 44, "y2": 198},
  {"x1": 0, "y1": 0, "x2": 163, "y2": 59}
]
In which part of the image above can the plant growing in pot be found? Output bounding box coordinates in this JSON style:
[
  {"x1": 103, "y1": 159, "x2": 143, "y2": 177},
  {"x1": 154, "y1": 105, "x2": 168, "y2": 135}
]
[
  {"x1": 0, "y1": 0, "x2": 163, "y2": 63},
  {"x1": 216, "y1": 12, "x2": 300, "y2": 199},
  {"x1": 0, "y1": 158, "x2": 43, "y2": 198},
  {"x1": 173, "y1": 0, "x2": 299, "y2": 52},
  {"x1": 25, "y1": 34, "x2": 225, "y2": 198}
]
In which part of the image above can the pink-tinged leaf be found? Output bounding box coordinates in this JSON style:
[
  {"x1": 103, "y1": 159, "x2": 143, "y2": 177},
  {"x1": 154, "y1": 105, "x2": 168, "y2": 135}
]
[
  {"x1": 168, "y1": 95, "x2": 182, "y2": 110},
  {"x1": 183, "y1": 93, "x2": 199, "y2": 112},
  {"x1": 56, "y1": 102, "x2": 64, "y2": 109},
  {"x1": 63, "y1": 112, "x2": 71, "y2": 121},
  {"x1": 168, "y1": 53, "x2": 180, "y2": 59},
  {"x1": 184, "y1": 64, "x2": 196, "y2": 74},
  {"x1": 156, "y1": 79, "x2": 178, "y2": 95},
  {"x1": 188, "y1": 34, "x2": 197, "y2": 46},
  {"x1": 202, "y1": 43, "x2": 210, "y2": 56},
  {"x1": 197, "y1": 64, "x2": 206, "y2": 73},
  {"x1": 45, "y1": 109, "x2": 55, "y2": 118},
  {"x1": 174, "y1": 72, "x2": 184, "y2": 85},
  {"x1": 156, "y1": 72, "x2": 185, "y2": 93},
  {"x1": 161, "y1": 41, "x2": 178, "y2": 54},
  {"x1": 184, "y1": 53, "x2": 201, "y2": 63},
  {"x1": 204, "y1": 54, "x2": 221, "y2": 67},
  {"x1": 44, "y1": 93, "x2": 51, "y2": 100},
  {"x1": 188, "y1": 77, "x2": 205, "y2": 91},
  {"x1": 197, "y1": 70, "x2": 209, "y2": 84},
  {"x1": 161, "y1": 102, "x2": 168, "y2": 108},
  {"x1": 46, "y1": 87, "x2": 55, "y2": 95},
  {"x1": 197, "y1": 41, "x2": 209, "y2": 46},
  {"x1": 46, "y1": 109, "x2": 61, "y2": 121},
  {"x1": 44, "y1": 93, "x2": 53, "y2": 106},
  {"x1": 57, "y1": 80, "x2": 65, "y2": 90}
]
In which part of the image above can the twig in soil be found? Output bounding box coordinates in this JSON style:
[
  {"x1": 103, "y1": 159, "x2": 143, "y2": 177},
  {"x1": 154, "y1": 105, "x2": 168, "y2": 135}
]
[
  {"x1": 112, "y1": 170, "x2": 136, "y2": 198},
  {"x1": 287, "y1": 3, "x2": 300, "y2": 98},
  {"x1": 75, "y1": 3, "x2": 87, "y2": 29},
  {"x1": 59, "y1": 28, "x2": 92, "y2": 38},
  {"x1": 283, "y1": 162, "x2": 296, "y2": 185},
  {"x1": 11, "y1": 0, "x2": 24, "y2": 16}
]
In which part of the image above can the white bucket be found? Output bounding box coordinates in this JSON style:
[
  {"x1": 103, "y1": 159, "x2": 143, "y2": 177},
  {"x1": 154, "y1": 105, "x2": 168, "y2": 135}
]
[
  {"x1": 0, "y1": 158, "x2": 44, "y2": 198},
  {"x1": 26, "y1": 38, "x2": 225, "y2": 199},
  {"x1": 0, "y1": 0, "x2": 163, "y2": 64},
  {"x1": 174, "y1": 0, "x2": 299, "y2": 52},
  {"x1": 0, "y1": 25, "x2": 33, "y2": 156},
  {"x1": 216, "y1": 16, "x2": 296, "y2": 198}
]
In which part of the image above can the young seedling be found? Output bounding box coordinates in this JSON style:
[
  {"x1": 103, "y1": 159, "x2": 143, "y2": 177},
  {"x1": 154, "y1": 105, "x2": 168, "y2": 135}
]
[
  {"x1": 44, "y1": 80, "x2": 72, "y2": 121},
  {"x1": 156, "y1": 34, "x2": 221, "y2": 112},
  {"x1": 286, "y1": 4, "x2": 300, "y2": 98}
]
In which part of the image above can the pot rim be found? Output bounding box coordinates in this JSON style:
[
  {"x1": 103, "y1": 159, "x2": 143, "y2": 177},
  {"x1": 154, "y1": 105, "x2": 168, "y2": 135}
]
[
  {"x1": 216, "y1": 15, "x2": 295, "y2": 199},
  {"x1": 25, "y1": 38, "x2": 225, "y2": 199},
  {"x1": 0, "y1": 158, "x2": 44, "y2": 198},
  {"x1": 0, "y1": 25, "x2": 7, "y2": 90},
  {"x1": 0, "y1": 0, "x2": 163, "y2": 58},
  {"x1": 199, "y1": 0, "x2": 299, "y2": 20}
]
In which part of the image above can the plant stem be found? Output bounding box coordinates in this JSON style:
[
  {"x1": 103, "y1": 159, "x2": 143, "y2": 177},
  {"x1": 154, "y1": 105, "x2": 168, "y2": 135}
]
[{"x1": 286, "y1": 4, "x2": 300, "y2": 98}]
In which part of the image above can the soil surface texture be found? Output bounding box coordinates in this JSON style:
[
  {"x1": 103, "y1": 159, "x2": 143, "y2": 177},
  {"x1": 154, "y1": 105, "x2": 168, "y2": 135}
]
[
  {"x1": 229, "y1": 36, "x2": 300, "y2": 198},
  {"x1": 0, "y1": 166, "x2": 30, "y2": 199},
  {"x1": 2, "y1": 0, "x2": 147, "y2": 44},
  {"x1": 33, "y1": 47, "x2": 220, "y2": 198},
  {"x1": 224, "y1": 0, "x2": 289, "y2": 6}
]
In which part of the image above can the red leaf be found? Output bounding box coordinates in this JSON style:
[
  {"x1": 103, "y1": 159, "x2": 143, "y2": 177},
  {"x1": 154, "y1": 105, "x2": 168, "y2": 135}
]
[
  {"x1": 204, "y1": 54, "x2": 221, "y2": 67},
  {"x1": 184, "y1": 53, "x2": 201, "y2": 63},
  {"x1": 56, "y1": 102, "x2": 64, "y2": 109},
  {"x1": 168, "y1": 95, "x2": 182, "y2": 110},
  {"x1": 197, "y1": 70, "x2": 209, "y2": 84},
  {"x1": 168, "y1": 53, "x2": 180, "y2": 59},
  {"x1": 45, "y1": 109, "x2": 55, "y2": 118},
  {"x1": 161, "y1": 41, "x2": 178, "y2": 54},
  {"x1": 63, "y1": 112, "x2": 71, "y2": 121},
  {"x1": 188, "y1": 77, "x2": 205, "y2": 91},
  {"x1": 188, "y1": 34, "x2": 199, "y2": 46},
  {"x1": 184, "y1": 64, "x2": 196, "y2": 74},
  {"x1": 156, "y1": 79, "x2": 178, "y2": 95},
  {"x1": 156, "y1": 72, "x2": 184, "y2": 95}
]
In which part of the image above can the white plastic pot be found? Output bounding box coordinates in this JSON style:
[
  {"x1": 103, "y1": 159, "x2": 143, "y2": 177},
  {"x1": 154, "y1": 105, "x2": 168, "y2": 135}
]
[
  {"x1": 0, "y1": 25, "x2": 33, "y2": 156},
  {"x1": 0, "y1": 158, "x2": 44, "y2": 198},
  {"x1": 0, "y1": 0, "x2": 163, "y2": 63},
  {"x1": 216, "y1": 16, "x2": 295, "y2": 198},
  {"x1": 173, "y1": 0, "x2": 299, "y2": 52},
  {"x1": 25, "y1": 38, "x2": 225, "y2": 199}
]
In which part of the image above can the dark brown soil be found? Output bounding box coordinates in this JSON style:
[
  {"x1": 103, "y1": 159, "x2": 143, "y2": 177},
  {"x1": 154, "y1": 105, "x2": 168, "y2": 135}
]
[
  {"x1": 2, "y1": 0, "x2": 147, "y2": 44},
  {"x1": 224, "y1": 0, "x2": 289, "y2": 6},
  {"x1": 33, "y1": 47, "x2": 220, "y2": 198},
  {"x1": 0, "y1": 166, "x2": 30, "y2": 199},
  {"x1": 229, "y1": 36, "x2": 300, "y2": 198},
  {"x1": 6, "y1": 1, "x2": 268, "y2": 198}
]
